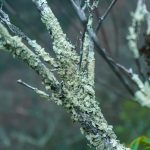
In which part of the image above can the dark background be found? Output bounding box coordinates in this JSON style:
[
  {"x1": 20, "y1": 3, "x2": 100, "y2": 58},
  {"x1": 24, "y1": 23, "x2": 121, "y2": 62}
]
[{"x1": 0, "y1": 0, "x2": 150, "y2": 150}]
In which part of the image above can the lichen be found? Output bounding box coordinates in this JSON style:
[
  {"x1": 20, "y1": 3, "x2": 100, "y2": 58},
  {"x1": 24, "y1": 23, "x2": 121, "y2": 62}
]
[
  {"x1": 28, "y1": 39, "x2": 58, "y2": 68},
  {"x1": 127, "y1": 0, "x2": 148, "y2": 58},
  {"x1": 132, "y1": 74, "x2": 150, "y2": 108},
  {"x1": 0, "y1": 23, "x2": 61, "y2": 105}
]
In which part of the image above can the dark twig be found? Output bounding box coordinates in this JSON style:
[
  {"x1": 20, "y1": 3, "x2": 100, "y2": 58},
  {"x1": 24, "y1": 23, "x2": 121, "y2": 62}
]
[
  {"x1": 88, "y1": 33, "x2": 134, "y2": 95},
  {"x1": 96, "y1": 0, "x2": 117, "y2": 33},
  {"x1": 17, "y1": 79, "x2": 51, "y2": 99},
  {"x1": 95, "y1": 8, "x2": 112, "y2": 54},
  {"x1": 135, "y1": 58, "x2": 145, "y2": 81},
  {"x1": 79, "y1": 24, "x2": 87, "y2": 69}
]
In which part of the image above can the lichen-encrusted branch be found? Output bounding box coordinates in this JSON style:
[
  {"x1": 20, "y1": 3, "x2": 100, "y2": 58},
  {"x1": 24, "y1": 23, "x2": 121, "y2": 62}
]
[
  {"x1": 81, "y1": 15, "x2": 95, "y2": 86},
  {"x1": 126, "y1": 0, "x2": 150, "y2": 108},
  {"x1": 0, "y1": 9, "x2": 59, "y2": 68},
  {"x1": 31, "y1": 0, "x2": 82, "y2": 86},
  {"x1": 32, "y1": 0, "x2": 79, "y2": 67},
  {"x1": 127, "y1": 0, "x2": 147, "y2": 58},
  {"x1": 0, "y1": 1, "x2": 133, "y2": 149},
  {"x1": 1, "y1": 0, "x2": 150, "y2": 149},
  {"x1": 0, "y1": 23, "x2": 61, "y2": 103},
  {"x1": 131, "y1": 74, "x2": 150, "y2": 108}
]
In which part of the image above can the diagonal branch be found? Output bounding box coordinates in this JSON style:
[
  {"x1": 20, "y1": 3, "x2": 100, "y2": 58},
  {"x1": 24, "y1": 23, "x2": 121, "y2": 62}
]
[{"x1": 32, "y1": 0, "x2": 79, "y2": 68}]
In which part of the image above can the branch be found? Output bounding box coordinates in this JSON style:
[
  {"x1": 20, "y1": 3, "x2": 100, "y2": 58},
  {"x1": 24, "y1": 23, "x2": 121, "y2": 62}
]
[
  {"x1": 0, "y1": 23, "x2": 61, "y2": 104},
  {"x1": 70, "y1": 0, "x2": 134, "y2": 96},
  {"x1": 32, "y1": 0, "x2": 79, "y2": 67},
  {"x1": 131, "y1": 74, "x2": 150, "y2": 108},
  {"x1": 2, "y1": 1, "x2": 149, "y2": 149},
  {"x1": 17, "y1": 79, "x2": 51, "y2": 100},
  {"x1": 81, "y1": 15, "x2": 95, "y2": 86},
  {"x1": 0, "y1": 9, "x2": 59, "y2": 68},
  {"x1": 96, "y1": 0, "x2": 117, "y2": 33},
  {"x1": 127, "y1": 0, "x2": 147, "y2": 59}
]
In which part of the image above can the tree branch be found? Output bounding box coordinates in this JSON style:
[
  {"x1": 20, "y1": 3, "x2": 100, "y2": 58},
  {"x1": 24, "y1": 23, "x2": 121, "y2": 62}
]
[
  {"x1": 70, "y1": 0, "x2": 134, "y2": 96},
  {"x1": 96, "y1": 0, "x2": 117, "y2": 33},
  {"x1": 0, "y1": 23, "x2": 61, "y2": 104}
]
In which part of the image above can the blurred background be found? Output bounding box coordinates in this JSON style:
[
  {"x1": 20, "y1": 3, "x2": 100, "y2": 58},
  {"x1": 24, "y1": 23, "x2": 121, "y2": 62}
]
[{"x1": 0, "y1": 0, "x2": 150, "y2": 149}]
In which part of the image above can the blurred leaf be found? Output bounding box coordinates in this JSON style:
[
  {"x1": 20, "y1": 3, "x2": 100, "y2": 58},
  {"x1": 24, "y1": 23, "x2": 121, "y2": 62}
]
[
  {"x1": 130, "y1": 136, "x2": 150, "y2": 150},
  {"x1": 115, "y1": 100, "x2": 150, "y2": 143}
]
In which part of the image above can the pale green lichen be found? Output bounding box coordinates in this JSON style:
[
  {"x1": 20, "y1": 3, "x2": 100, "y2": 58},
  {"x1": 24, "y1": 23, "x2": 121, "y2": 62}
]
[
  {"x1": 32, "y1": 0, "x2": 79, "y2": 66},
  {"x1": 28, "y1": 39, "x2": 58, "y2": 68},
  {"x1": 0, "y1": 14, "x2": 122, "y2": 149},
  {"x1": 0, "y1": 23, "x2": 60, "y2": 100},
  {"x1": 0, "y1": 9, "x2": 58, "y2": 69},
  {"x1": 81, "y1": 15, "x2": 95, "y2": 86},
  {"x1": 127, "y1": 0, "x2": 147, "y2": 58},
  {"x1": 59, "y1": 72, "x2": 129, "y2": 149},
  {"x1": 135, "y1": 87, "x2": 150, "y2": 107},
  {"x1": 32, "y1": 0, "x2": 81, "y2": 87},
  {"x1": 127, "y1": 0, "x2": 150, "y2": 108},
  {"x1": 132, "y1": 74, "x2": 150, "y2": 107}
]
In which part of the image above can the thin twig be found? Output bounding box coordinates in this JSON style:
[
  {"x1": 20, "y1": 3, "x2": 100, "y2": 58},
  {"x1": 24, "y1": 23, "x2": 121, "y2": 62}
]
[
  {"x1": 0, "y1": 9, "x2": 58, "y2": 68},
  {"x1": 17, "y1": 79, "x2": 51, "y2": 99},
  {"x1": 95, "y1": 8, "x2": 112, "y2": 54},
  {"x1": 96, "y1": 0, "x2": 117, "y2": 33}
]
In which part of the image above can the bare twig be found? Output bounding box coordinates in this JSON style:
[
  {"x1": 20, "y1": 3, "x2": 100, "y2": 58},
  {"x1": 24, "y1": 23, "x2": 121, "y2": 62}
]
[
  {"x1": 95, "y1": 8, "x2": 112, "y2": 54},
  {"x1": 96, "y1": 0, "x2": 117, "y2": 33},
  {"x1": 17, "y1": 79, "x2": 51, "y2": 99},
  {"x1": 135, "y1": 59, "x2": 145, "y2": 81}
]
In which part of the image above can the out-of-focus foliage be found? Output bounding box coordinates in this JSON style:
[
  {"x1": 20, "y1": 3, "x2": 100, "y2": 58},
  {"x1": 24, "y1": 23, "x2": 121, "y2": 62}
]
[
  {"x1": 130, "y1": 136, "x2": 150, "y2": 150},
  {"x1": 114, "y1": 100, "x2": 150, "y2": 144}
]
